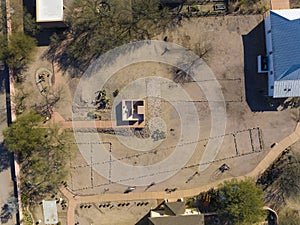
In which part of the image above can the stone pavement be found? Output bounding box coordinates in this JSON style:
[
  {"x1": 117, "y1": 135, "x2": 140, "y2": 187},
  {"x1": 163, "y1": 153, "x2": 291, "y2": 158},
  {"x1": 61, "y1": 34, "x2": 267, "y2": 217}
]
[
  {"x1": 51, "y1": 111, "x2": 145, "y2": 129},
  {"x1": 60, "y1": 122, "x2": 300, "y2": 225}
]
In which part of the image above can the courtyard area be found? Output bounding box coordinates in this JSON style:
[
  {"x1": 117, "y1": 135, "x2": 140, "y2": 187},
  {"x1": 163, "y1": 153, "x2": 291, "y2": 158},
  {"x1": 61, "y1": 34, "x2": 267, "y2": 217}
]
[
  {"x1": 20, "y1": 14, "x2": 299, "y2": 224},
  {"x1": 63, "y1": 15, "x2": 297, "y2": 195}
]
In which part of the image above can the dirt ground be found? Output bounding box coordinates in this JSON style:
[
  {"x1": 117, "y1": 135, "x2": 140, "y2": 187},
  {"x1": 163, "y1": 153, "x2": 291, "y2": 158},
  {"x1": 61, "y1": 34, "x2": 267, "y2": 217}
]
[
  {"x1": 283, "y1": 140, "x2": 300, "y2": 209},
  {"x1": 21, "y1": 14, "x2": 299, "y2": 225},
  {"x1": 29, "y1": 192, "x2": 68, "y2": 225},
  {"x1": 68, "y1": 14, "x2": 297, "y2": 195},
  {"x1": 74, "y1": 200, "x2": 157, "y2": 225}
]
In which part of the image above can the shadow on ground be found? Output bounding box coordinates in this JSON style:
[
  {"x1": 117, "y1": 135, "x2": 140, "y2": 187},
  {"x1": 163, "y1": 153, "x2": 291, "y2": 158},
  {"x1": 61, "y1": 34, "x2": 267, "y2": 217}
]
[
  {"x1": 0, "y1": 67, "x2": 11, "y2": 172},
  {"x1": 0, "y1": 196, "x2": 18, "y2": 224},
  {"x1": 0, "y1": 69, "x2": 6, "y2": 94},
  {"x1": 23, "y1": 0, "x2": 67, "y2": 46},
  {"x1": 115, "y1": 102, "x2": 136, "y2": 126},
  {"x1": 135, "y1": 211, "x2": 150, "y2": 225},
  {"x1": 0, "y1": 143, "x2": 11, "y2": 173},
  {"x1": 242, "y1": 21, "x2": 285, "y2": 111},
  {"x1": 36, "y1": 26, "x2": 66, "y2": 46}
]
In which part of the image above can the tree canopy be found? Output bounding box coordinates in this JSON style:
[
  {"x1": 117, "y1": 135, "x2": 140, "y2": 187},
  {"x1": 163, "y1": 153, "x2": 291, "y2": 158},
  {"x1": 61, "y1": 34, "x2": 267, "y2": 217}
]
[
  {"x1": 214, "y1": 178, "x2": 266, "y2": 225},
  {"x1": 3, "y1": 111, "x2": 70, "y2": 203},
  {"x1": 0, "y1": 33, "x2": 36, "y2": 80},
  {"x1": 3, "y1": 111, "x2": 45, "y2": 156}
]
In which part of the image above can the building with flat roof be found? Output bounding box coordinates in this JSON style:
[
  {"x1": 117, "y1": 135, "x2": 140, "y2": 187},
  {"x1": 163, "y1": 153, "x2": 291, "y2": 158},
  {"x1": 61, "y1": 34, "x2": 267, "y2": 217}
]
[
  {"x1": 263, "y1": 9, "x2": 300, "y2": 98},
  {"x1": 36, "y1": 0, "x2": 64, "y2": 22},
  {"x1": 122, "y1": 99, "x2": 145, "y2": 122},
  {"x1": 42, "y1": 200, "x2": 58, "y2": 224}
]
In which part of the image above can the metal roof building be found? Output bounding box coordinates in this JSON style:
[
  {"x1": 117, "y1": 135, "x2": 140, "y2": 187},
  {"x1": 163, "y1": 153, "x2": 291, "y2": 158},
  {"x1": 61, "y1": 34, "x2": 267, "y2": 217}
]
[{"x1": 265, "y1": 9, "x2": 300, "y2": 98}]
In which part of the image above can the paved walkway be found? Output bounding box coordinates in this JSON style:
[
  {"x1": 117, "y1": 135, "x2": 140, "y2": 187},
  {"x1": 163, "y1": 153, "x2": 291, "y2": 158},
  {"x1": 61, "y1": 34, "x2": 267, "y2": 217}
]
[
  {"x1": 271, "y1": 0, "x2": 290, "y2": 9},
  {"x1": 60, "y1": 122, "x2": 300, "y2": 225},
  {"x1": 51, "y1": 111, "x2": 145, "y2": 129}
]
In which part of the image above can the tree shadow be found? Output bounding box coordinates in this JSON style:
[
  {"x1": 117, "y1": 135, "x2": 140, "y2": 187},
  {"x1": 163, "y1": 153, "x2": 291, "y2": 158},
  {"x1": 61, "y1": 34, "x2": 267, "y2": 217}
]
[
  {"x1": 0, "y1": 204, "x2": 12, "y2": 224},
  {"x1": 23, "y1": 0, "x2": 67, "y2": 46},
  {"x1": 0, "y1": 143, "x2": 11, "y2": 173},
  {"x1": 35, "y1": 26, "x2": 66, "y2": 46},
  {"x1": 42, "y1": 33, "x2": 86, "y2": 78},
  {"x1": 0, "y1": 70, "x2": 5, "y2": 94},
  {"x1": 242, "y1": 21, "x2": 285, "y2": 112},
  {"x1": 44, "y1": 29, "x2": 157, "y2": 79},
  {"x1": 0, "y1": 196, "x2": 18, "y2": 224}
]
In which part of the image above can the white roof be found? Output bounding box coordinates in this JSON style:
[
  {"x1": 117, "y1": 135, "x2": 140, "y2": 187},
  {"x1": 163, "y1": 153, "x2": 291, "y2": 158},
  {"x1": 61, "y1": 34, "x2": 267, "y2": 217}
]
[
  {"x1": 36, "y1": 0, "x2": 64, "y2": 22},
  {"x1": 42, "y1": 201, "x2": 58, "y2": 224},
  {"x1": 271, "y1": 9, "x2": 300, "y2": 21},
  {"x1": 273, "y1": 80, "x2": 300, "y2": 98}
]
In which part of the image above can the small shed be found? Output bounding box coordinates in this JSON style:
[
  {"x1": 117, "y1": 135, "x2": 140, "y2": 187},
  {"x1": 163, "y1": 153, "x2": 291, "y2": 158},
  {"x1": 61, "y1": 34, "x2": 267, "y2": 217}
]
[
  {"x1": 36, "y1": 0, "x2": 64, "y2": 22},
  {"x1": 42, "y1": 200, "x2": 58, "y2": 224}
]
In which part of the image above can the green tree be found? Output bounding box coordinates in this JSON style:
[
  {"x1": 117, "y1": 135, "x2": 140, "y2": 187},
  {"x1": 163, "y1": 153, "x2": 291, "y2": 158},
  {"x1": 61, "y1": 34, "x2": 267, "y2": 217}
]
[
  {"x1": 0, "y1": 1, "x2": 6, "y2": 34},
  {"x1": 0, "y1": 33, "x2": 36, "y2": 81},
  {"x1": 215, "y1": 178, "x2": 266, "y2": 225},
  {"x1": 6, "y1": 33, "x2": 36, "y2": 78},
  {"x1": 23, "y1": 10, "x2": 41, "y2": 37},
  {"x1": 3, "y1": 111, "x2": 46, "y2": 157},
  {"x1": 0, "y1": 35, "x2": 7, "y2": 60},
  {"x1": 3, "y1": 111, "x2": 70, "y2": 203}
]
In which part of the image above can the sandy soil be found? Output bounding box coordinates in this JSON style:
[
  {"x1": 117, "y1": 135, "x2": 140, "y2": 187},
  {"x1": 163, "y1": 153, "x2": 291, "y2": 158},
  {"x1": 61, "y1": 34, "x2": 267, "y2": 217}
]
[
  {"x1": 284, "y1": 140, "x2": 300, "y2": 211},
  {"x1": 74, "y1": 200, "x2": 157, "y2": 225},
  {"x1": 30, "y1": 193, "x2": 68, "y2": 225},
  {"x1": 21, "y1": 14, "x2": 299, "y2": 225},
  {"x1": 68, "y1": 15, "x2": 297, "y2": 197}
]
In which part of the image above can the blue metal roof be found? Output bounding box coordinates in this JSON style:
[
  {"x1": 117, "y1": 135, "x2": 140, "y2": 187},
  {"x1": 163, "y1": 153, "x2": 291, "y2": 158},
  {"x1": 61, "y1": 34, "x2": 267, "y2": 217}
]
[
  {"x1": 270, "y1": 10, "x2": 300, "y2": 81},
  {"x1": 277, "y1": 64, "x2": 300, "y2": 80}
]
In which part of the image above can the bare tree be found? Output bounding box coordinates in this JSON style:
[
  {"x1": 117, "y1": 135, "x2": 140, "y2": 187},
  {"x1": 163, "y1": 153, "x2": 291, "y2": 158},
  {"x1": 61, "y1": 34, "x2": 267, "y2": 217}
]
[{"x1": 48, "y1": 0, "x2": 175, "y2": 74}]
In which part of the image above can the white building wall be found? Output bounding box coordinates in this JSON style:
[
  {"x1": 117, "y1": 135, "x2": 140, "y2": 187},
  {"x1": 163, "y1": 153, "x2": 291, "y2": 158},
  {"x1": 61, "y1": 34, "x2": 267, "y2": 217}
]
[
  {"x1": 264, "y1": 16, "x2": 275, "y2": 96},
  {"x1": 274, "y1": 80, "x2": 300, "y2": 98}
]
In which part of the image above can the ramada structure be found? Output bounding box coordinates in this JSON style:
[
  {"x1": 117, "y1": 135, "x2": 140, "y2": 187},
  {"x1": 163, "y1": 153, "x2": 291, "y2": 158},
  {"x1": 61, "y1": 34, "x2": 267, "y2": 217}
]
[
  {"x1": 261, "y1": 8, "x2": 300, "y2": 98},
  {"x1": 121, "y1": 99, "x2": 145, "y2": 127}
]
